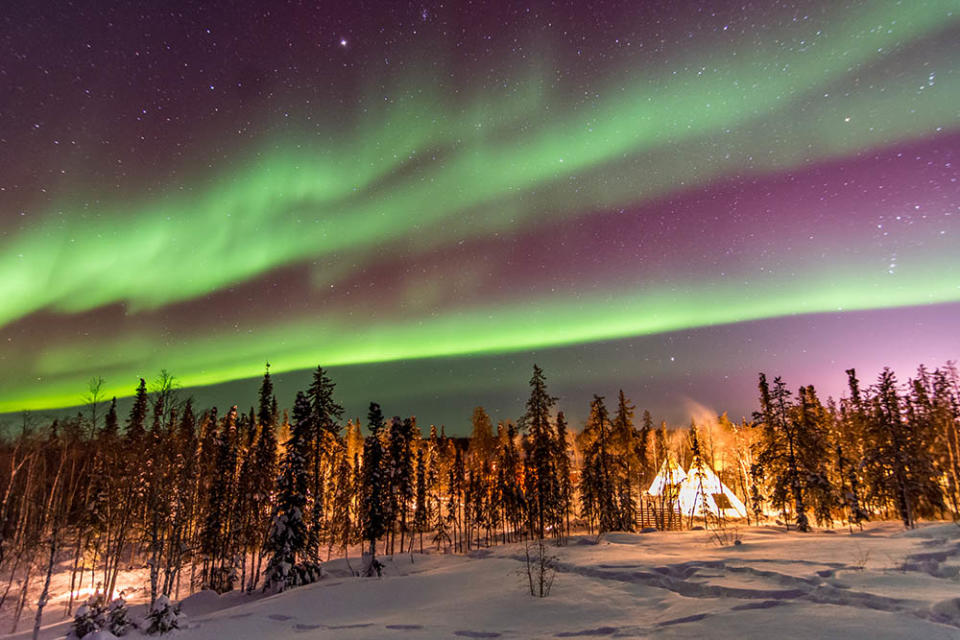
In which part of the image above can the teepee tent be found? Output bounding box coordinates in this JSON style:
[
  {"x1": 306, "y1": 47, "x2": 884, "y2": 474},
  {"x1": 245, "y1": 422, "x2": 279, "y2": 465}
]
[
  {"x1": 677, "y1": 459, "x2": 747, "y2": 519},
  {"x1": 647, "y1": 456, "x2": 687, "y2": 496}
]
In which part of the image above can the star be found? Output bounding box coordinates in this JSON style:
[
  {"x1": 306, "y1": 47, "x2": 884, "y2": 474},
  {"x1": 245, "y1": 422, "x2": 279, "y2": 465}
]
[{"x1": 339, "y1": 38, "x2": 348, "y2": 47}]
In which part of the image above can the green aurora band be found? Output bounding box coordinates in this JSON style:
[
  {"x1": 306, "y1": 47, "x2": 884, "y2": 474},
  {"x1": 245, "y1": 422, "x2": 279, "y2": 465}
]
[{"x1": 2, "y1": 0, "x2": 958, "y2": 411}]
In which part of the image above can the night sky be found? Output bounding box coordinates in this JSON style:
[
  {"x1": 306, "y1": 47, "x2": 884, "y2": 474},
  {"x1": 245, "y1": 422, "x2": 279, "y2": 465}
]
[{"x1": 1, "y1": 1, "x2": 958, "y2": 431}]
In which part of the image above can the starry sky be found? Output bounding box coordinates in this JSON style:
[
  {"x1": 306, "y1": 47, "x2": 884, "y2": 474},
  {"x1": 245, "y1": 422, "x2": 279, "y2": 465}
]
[{"x1": 1, "y1": 0, "x2": 958, "y2": 431}]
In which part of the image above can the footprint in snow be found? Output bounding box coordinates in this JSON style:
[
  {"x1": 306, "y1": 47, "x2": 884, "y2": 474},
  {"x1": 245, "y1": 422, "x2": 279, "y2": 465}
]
[
  {"x1": 329, "y1": 623, "x2": 374, "y2": 629},
  {"x1": 731, "y1": 600, "x2": 785, "y2": 611},
  {"x1": 658, "y1": 613, "x2": 708, "y2": 627},
  {"x1": 268, "y1": 614, "x2": 295, "y2": 620},
  {"x1": 294, "y1": 623, "x2": 323, "y2": 631},
  {"x1": 555, "y1": 626, "x2": 617, "y2": 637},
  {"x1": 454, "y1": 631, "x2": 501, "y2": 638},
  {"x1": 385, "y1": 624, "x2": 424, "y2": 630}
]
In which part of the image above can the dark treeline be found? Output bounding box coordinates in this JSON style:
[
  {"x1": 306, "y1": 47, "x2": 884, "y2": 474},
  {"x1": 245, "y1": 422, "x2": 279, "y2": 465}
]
[{"x1": 2, "y1": 361, "x2": 960, "y2": 634}]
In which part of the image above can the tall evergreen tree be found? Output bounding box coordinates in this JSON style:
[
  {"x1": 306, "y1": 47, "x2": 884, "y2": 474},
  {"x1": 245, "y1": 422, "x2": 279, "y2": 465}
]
[
  {"x1": 796, "y1": 385, "x2": 835, "y2": 526},
  {"x1": 328, "y1": 445, "x2": 354, "y2": 565},
  {"x1": 201, "y1": 406, "x2": 240, "y2": 591},
  {"x1": 125, "y1": 378, "x2": 149, "y2": 443},
  {"x1": 581, "y1": 395, "x2": 618, "y2": 533},
  {"x1": 519, "y1": 365, "x2": 558, "y2": 539},
  {"x1": 754, "y1": 374, "x2": 809, "y2": 531},
  {"x1": 838, "y1": 369, "x2": 870, "y2": 527},
  {"x1": 469, "y1": 407, "x2": 496, "y2": 467},
  {"x1": 246, "y1": 368, "x2": 279, "y2": 587},
  {"x1": 413, "y1": 448, "x2": 428, "y2": 552},
  {"x1": 926, "y1": 367, "x2": 960, "y2": 513},
  {"x1": 450, "y1": 447, "x2": 466, "y2": 552},
  {"x1": 103, "y1": 397, "x2": 119, "y2": 440},
  {"x1": 611, "y1": 390, "x2": 637, "y2": 530},
  {"x1": 499, "y1": 422, "x2": 523, "y2": 541},
  {"x1": 305, "y1": 366, "x2": 343, "y2": 560},
  {"x1": 263, "y1": 392, "x2": 311, "y2": 591},
  {"x1": 553, "y1": 411, "x2": 573, "y2": 539},
  {"x1": 257, "y1": 364, "x2": 275, "y2": 429},
  {"x1": 863, "y1": 369, "x2": 943, "y2": 528},
  {"x1": 360, "y1": 403, "x2": 387, "y2": 575},
  {"x1": 165, "y1": 398, "x2": 197, "y2": 594},
  {"x1": 383, "y1": 416, "x2": 416, "y2": 554}
]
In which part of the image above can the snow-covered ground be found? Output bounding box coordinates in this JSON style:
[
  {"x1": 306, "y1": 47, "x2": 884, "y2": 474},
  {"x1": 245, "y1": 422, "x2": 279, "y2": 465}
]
[{"x1": 10, "y1": 522, "x2": 960, "y2": 640}]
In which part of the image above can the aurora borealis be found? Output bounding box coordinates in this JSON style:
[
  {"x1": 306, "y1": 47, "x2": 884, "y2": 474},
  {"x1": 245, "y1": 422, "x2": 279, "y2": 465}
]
[{"x1": 1, "y1": 1, "x2": 958, "y2": 428}]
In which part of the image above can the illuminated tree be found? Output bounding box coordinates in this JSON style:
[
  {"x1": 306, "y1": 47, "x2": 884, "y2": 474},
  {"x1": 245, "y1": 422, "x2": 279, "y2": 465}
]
[
  {"x1": 754, "y1": 374, "x2": 809, "y2": 531},
  {"x1": 306, "y1": 366, "x2": 343, "y2": 560},
  {"x1": 581, "y1": 395, "x2": 617, "y2": 533},
  {"x1": 263, "y1": 393, "x2": 311, "y2": 591},
  {"x1": 553, "y1": 411, "x2": 573, "y2": 539},
  {"x1": 520, "y1": 364, "x2": 558, "y2": 539},
  {"x1": 862, "y1": 368, "x2": 943, "y2": 528}
]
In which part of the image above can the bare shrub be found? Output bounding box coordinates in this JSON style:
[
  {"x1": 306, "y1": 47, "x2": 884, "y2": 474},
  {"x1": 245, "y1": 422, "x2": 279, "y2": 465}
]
[{"x1": 523, "y1": 538, "x2": 557, "y2": 598}]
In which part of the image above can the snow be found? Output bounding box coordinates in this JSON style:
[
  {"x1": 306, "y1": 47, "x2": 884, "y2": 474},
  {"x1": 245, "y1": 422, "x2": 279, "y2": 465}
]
[{"x1": 6, "y1": 522, "x2": 960, "y2": 640}]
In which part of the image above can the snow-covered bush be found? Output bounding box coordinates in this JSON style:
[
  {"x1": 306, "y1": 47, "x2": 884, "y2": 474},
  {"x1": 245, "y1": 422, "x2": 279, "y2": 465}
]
[
  {"x1": 263, "y1": 558, "x2": 293, "y2": 592},
  {"x1": 67, "y1": 596, "x2": 106, "y2": 640},
  {"x1": 144, "y1": 595, "x2": 187, "y2": 635},
  {"x1": 265, "y1": 559, "x2": 324, "y2": 592},
  {"x1": 291, "y1": 560, "x2": 323, "y2": 586},
  {"x1": 107, "y1": 597, "x2": 136, "y2": 636}
]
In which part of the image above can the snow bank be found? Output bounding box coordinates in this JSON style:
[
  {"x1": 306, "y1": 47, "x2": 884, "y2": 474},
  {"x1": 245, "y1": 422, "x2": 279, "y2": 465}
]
[
  {"x1": 7, "y1": 522, "x2": 959, "y2": 640},
  {"x1": 165, "y1": 523, "x2": 960, "y2": 640}
]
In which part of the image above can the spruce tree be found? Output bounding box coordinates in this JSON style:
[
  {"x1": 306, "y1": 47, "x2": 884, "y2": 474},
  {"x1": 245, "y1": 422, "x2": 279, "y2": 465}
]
[
  {"x1": 201, "y1": 406, "x2": 240, "y2": 591},
  {"x1": 754, "y1": 374, "x2": 809, "y2": 531},
  {"x1": 612, "y1": 391, "x2": 637, "y2": 530},
  {"x1": 306, "y1": 366, "x2": 343, "y2": 560},
  {"x1": 796, "y1": 385, "x2": 835, "y2": 526},
  {"x1": 329, "y1": 445, "x2": 354, "y2": 566},
  {"x1": 409, "y1": 447, "x2": 426, "y2": 553},
  {"x1": 398, "y1": 417, "x2": 417, "y2": 552},
  {"x1": 125, "y1": 378, "x2": 149, "y2": 443},
  {"x1": 838, "y1": 369, "x2": 870, "y2": 527},
  {"x1": 582, "y1": 395, "x2": 618, "y2": 533},
  {"x1": 257, "y1": 364, "x2": 275, "y2": 430},
  {"x1": 360, "y1": 403, "x2": 387, "y2": 575},
  {"x1": 103, "y1": 397, "x2": 119, "y2": 440},
  {"x1": 450, "y1": 447, "x2": 466, "y2": 552},
  {"x1": 927, "y1": 367, "x2": 960, "y2": 512},
  {"x1": 519, "y1": 365, "x2": 558, "y2": 539},
  {"x1": 493, "y1": 422, "x2": 521, "y2": 541},
  {"x1": 249, "y1": 366, "x2": 279, "y2": 586},
  {"x1": 469, "y1": 407, "x2": 496, "y2": 468},
  {"x1": 163, "y1": 399, "x2": 197, "y2": 596},
  {"x1": 263, "y1": 392, "x2": 311, "y2": 591},
  {"x1": 553, "y1": 411, "x2": 573, "y2": 539},
  {"x1": 863, "y1": 369, "x2": 943, "y2": 528}
]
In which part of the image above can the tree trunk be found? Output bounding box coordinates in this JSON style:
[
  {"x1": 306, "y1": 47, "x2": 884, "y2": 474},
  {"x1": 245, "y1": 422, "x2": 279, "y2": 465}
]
[
  {"x1": 32, "y1": 534, "x2": 59, "y2": 640},
  {"x1": 12, "y1": 560, "x2": 34, "y2": 634},
  {"x1": 66, "y1": 529, "x2": 84, "y2": 616}
]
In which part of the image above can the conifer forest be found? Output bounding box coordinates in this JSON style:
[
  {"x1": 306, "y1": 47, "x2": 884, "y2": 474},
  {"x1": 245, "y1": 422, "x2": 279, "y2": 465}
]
[{"x1": 2, "y1": 362, "x2": 960, "y2": 634}]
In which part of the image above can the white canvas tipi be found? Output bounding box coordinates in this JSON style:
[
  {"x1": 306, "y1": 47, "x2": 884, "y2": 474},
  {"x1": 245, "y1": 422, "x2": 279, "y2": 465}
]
[
  {"x1": 647, "y1": 456, "x2": 687, "y2": 497},
  {"x1": 677, "y1": 458, "x2": 747, "y2": 519}
]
